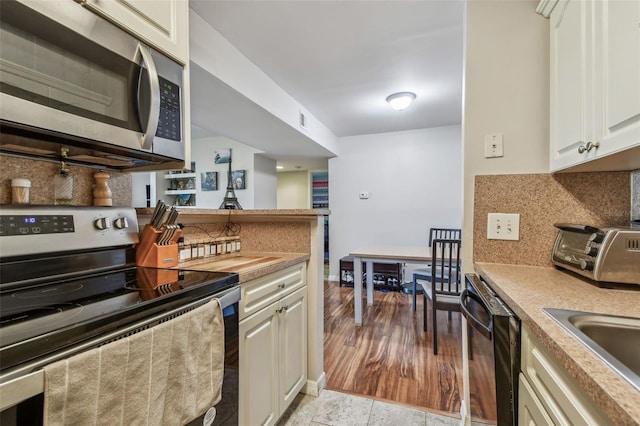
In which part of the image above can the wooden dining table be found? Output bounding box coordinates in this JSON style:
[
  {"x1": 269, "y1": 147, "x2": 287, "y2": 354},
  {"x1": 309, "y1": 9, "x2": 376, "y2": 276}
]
[{"x1": 348, "y1": 245, "x2": 432, "y2": 325}]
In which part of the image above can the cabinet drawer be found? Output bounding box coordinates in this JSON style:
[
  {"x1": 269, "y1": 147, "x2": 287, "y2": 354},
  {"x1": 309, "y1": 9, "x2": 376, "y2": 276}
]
[
  {"x1": 240, "y1": 263, "x2": 306, "y2": 320},
  {"x1": 521, "y1": 325, "x2": 610, "y2": 425}
]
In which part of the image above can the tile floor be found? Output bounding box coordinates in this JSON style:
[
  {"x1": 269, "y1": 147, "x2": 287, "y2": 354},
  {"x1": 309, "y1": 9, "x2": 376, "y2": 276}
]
[{"x1": 276, "y1": 389, "x2": 462, "y2": 426}]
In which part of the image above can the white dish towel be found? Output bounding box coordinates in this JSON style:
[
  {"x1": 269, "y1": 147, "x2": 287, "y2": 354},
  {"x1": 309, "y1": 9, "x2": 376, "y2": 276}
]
[{"x1": 44, "y1": 298, "x2": 224, "y2": 426}]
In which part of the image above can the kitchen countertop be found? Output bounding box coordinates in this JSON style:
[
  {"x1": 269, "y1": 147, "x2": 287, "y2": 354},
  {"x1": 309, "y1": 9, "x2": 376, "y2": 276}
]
[
  {"x1": 475, "y1": 262, "x2": 640, "y2": 425},
  {"x1": 179, "y1": 252, "x2": 309, "y2": 282},
  {"x1": 136, "y1": 207, "x2": 329, "y2": 217}
]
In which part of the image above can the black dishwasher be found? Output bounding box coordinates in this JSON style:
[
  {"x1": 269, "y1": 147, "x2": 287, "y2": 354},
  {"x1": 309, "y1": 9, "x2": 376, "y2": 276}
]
[{"x1": 461, "y1": 273, "x2": 520, "y2": 426}]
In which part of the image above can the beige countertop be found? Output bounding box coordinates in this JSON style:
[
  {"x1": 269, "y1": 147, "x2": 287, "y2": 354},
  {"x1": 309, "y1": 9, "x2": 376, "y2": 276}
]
[
  {"x1": 179, "y1": 252, "x2": 309, "y2": 282},
  {"x1": 136, "y1": 208, "x2": 329, "y2": 217},
  {"x1": 475, "y1": 262, "x2": 640, "y2": 425}
]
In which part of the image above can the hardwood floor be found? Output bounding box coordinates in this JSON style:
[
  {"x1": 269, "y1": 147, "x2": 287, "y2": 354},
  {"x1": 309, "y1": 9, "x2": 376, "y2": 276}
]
[{"x1": 323, "y1": 279, "x2": 476, "y2": 416}]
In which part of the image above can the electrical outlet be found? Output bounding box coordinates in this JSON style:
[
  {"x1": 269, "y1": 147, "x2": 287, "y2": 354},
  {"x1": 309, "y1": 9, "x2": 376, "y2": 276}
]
[
  {"x1": 484, "y1": 133, "x2": 504, "y2": 158},
  {"x1": 487, "y1": 213, "x2": 520, "y2": 240}
]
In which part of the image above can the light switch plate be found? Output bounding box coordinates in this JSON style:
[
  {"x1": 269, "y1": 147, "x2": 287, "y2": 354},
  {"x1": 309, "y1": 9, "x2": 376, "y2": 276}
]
[{"x1": 487, "y1": 213, "x2": 520, "y2": 240}]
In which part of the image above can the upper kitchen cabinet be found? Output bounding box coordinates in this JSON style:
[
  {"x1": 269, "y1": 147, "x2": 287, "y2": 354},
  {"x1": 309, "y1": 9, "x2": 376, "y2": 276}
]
[
  {"x1": 543, "y1": 0, "x2": 640, "y2": 172},
  {"x1": 77, "y1": 0, "x2": 189, "y2": 65}
]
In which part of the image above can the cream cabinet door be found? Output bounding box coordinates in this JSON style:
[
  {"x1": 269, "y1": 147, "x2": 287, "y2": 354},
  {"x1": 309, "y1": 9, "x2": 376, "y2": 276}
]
[
  {"x1": 239, "y1": 301, "x2": 279, "y2": 426},
  {"x1": 593, "y1": 0, "x2": 640, "y2": 157},
  {"x1": 278, "y1": 287, "x2": 307, "y2": 414},
  {"x1": 518, "y1": 374, "x2": 554, "y2": 425},
  {"x1": 549, "y1": 0, "x2": 593, "y2": 171},
  {"x1": 79, "y1": 0, "x2": 189, "y2": 64},
  {"x1": 549, "y1": 0, "x2": 640, "y2": 172}
]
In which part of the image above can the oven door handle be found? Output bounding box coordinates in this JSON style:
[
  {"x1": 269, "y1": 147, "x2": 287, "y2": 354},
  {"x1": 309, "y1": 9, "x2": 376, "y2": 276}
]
[
  {"x1": 215, "y1": 286, "x2": 240, "y2": 310},
  {"x1": 460, "y1": 288, "x2": 493, "y2": 340}
]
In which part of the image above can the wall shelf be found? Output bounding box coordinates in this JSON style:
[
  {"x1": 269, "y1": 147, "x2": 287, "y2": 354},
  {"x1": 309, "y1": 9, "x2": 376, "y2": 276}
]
[{"x1": 165, "y1": 189, "x2": 196, "y2": 195}]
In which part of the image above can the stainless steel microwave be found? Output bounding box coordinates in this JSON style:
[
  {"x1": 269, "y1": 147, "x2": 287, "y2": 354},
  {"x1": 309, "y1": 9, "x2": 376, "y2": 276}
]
[{"x1": 0, "y1": 0, "x2": 185, "y2": 170}]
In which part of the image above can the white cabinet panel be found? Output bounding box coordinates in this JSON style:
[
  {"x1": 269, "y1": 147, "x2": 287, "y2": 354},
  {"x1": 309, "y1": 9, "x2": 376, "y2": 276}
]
[
  {"x1": 239, "y1": 264, "x2": 307, "y2": 426},
  {"x1": 278, "y1": 287, "x2": 307, "y2": 412},
  {"x1": 520, "y1": 325, "x2": 611, "y2": 425},
  {"x1": 548, "y1": 0, "x2": 640, "y2": 172},
  {"x1": 518, "y1": 374, "x2": 554, "y2": 426},
  {"x1": 239, "y1": 304, "x2": 278, "y2": 426},
  {"x1": 596, "y1": 0, "x2": 640, "y2": 153},
  {"x1": 80, "y1": 0, "x2": 188, "y2": 65}
]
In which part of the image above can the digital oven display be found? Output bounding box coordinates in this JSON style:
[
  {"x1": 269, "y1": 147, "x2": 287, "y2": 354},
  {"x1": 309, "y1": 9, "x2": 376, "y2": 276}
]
[{"x1": 0, "y1": 215, "x2": 75, "y2": 236}]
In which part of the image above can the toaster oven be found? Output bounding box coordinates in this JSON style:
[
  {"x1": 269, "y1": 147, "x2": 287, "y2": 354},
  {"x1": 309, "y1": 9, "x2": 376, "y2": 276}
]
[{"x1": 552, "y1": 224, "x2": 640, "y2": 287}]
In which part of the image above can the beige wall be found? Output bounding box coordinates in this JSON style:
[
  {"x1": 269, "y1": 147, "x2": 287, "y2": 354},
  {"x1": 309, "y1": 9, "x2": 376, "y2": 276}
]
[
  {"x1": 277, "y1": 171, "x2": 310, "y2": 209},
  {"x1": 462, "y1": 0, "x2": 550, "y2": 269}
]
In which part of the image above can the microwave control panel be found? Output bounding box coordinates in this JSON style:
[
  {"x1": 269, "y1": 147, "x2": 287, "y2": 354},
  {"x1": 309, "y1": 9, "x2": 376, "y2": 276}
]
[{"x1": 156, "y1": 76, "x2": 181, "y2": 142}]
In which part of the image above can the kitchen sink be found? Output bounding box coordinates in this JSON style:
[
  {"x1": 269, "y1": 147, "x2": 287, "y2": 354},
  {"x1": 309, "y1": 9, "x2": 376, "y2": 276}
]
[{"x1": 544, "y1": 308, "x2": 640, "y2": 392}]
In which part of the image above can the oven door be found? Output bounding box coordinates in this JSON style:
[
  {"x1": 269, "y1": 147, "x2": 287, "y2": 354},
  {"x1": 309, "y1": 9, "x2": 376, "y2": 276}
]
[
  {"x1": 462, "y1": 274, "x2": 520, "y2": 426},
  {"x1": 0, "y1": 286, "x2": 240, "y2": 426},
  {"x1": 0, "y1": 0, "x2": 184, "y2": 165}
]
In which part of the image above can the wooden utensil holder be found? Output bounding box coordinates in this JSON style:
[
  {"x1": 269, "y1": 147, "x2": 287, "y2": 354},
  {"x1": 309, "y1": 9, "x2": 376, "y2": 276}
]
[{"x1": 136, "y1": 224, "x2": 182, "y2": 268}]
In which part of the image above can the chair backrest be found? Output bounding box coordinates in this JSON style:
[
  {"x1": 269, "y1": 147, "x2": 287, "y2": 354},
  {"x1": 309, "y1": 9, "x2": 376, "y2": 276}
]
[
  {"x1": 428, "y1": 228, "x2": 462, "y2": 246},
  {"x1": 431, "y1": 238, "x2": 462, "y2": 296}
]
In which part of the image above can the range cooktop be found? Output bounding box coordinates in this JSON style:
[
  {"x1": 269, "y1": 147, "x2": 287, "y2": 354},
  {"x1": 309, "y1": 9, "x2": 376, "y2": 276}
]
[{"x1": 0, "y1": 266, "x2": 238, "y2": 372}]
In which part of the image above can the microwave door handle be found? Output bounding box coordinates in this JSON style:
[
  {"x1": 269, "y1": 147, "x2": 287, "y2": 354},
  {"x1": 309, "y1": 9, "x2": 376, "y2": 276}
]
[
  {"x1": 460, "y1": 289, "x2": 493, "y2": 340},
  {"x1": 137, "y1": 45, "x2": 160, "y2": 150}
]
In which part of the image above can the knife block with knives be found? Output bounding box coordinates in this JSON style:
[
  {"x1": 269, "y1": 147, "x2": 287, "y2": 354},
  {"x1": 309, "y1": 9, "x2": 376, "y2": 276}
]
[{"x1": 136, "y1": 201, "x2": 182, "y2": 268}]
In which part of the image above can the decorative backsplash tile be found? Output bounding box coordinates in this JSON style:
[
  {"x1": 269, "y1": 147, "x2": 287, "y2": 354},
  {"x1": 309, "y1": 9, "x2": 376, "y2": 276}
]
[
  {"x1": 474, "y1": 172, "x2": 631, "y2": 267},
  {"x1": 0, "y1": 155, "x2": 132, "y2": 206},
  {"x1": 633, "y1": 169, "x2": 640, "y2": 221}
]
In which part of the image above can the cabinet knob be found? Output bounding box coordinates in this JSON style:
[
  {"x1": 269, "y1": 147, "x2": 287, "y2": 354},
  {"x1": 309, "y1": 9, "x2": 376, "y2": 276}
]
[{"x1": 577, "y1": 141, "x2": 600, "y2": 154}]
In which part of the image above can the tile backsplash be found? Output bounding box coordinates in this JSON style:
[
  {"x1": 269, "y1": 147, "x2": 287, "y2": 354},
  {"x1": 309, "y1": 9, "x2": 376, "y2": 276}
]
[
  {"x1": 0, "y1": 156, "x2": 132, "y2": 206},
  {"x1": 633, "y1": 169, "x2": 640, "y2": 221},
  {"x1": 474, "y1": 171, "x2": 631, "y2": 267}
]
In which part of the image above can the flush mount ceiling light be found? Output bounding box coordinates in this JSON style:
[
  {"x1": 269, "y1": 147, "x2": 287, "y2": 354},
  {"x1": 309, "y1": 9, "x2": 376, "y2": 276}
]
[{"x1": 386, "y1": 92, "x2": 416, "y2": 111}]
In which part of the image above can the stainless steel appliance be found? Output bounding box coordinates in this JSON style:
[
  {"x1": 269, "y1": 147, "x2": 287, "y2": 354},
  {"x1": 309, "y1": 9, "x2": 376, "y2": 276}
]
[
  {"x1": 552, "y1": 223, "x2": 640, "y2": 287},
  {"x1": 461, "y1": 274, "x2": 520, "y2": 426},
  {"x1": 0, "y1": 206, "x2": 239, "y2": 425},
  {"x1": 0, "y1": 0, "x2": 185, "y2": 170}
]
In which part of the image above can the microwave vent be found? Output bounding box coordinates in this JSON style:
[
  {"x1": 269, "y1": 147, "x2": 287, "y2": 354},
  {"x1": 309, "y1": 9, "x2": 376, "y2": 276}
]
[{"x1": 627, "y1": 239, "x2": 640, "y2": 251}]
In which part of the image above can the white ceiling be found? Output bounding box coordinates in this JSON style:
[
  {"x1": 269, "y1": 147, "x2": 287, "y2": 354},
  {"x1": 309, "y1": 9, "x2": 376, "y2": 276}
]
[{"x1": 189, "y1": 0, "x2": 464, "y2": 170}]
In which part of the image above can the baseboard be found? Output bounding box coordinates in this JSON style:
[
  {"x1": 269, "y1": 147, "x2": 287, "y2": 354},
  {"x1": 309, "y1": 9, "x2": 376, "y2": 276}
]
[
  {"x1": 303, "y1": 371, "x2": 326, "y2": 397},
  {"x1": 328, "y1": 274, "x2": 339, "y2": 282}
]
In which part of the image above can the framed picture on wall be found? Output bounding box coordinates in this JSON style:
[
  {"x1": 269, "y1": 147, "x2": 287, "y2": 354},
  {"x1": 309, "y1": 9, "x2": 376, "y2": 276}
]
[
  {"x1": 214, "y1": 149, "x2": 231, "y2": 164},
  {"x1": 201, "y1": 171, "x2": 218, "y2": 191},
  {"x1": 231, "y1": 170, "x2": 246, "y2": 190}
]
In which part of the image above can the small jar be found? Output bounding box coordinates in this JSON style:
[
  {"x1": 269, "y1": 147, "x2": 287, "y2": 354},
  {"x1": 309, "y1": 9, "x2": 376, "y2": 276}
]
[
  {"x1": 178, "y1": 236, "x2": 186, "y2": 263},
  {"x1": 197, "y1": 240, "x2": 206, "y2": 259},
  {"x1": 181, "y1": 240, "x2": 192, "y2": 262},
  {"x1": 11, "y1": 178, "x2": 31, "y2": 204}
]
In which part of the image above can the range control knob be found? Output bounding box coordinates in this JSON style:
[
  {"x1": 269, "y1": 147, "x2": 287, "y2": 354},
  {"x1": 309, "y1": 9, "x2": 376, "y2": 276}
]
[
  {"x1": 580, "y1": 259, "x2": 595, "y2": 271},
  {"x1": 113, "y1": 217, "x2": 129, "y2": 229},
  {"x1": 94, "y1": 217, "x2": 111, "y2": 230}
]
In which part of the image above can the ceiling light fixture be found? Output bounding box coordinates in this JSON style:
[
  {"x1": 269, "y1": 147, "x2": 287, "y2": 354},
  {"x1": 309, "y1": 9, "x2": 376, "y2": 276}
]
[{"x1": 386, "y1": 92, "x2": 416, "y2": 111}]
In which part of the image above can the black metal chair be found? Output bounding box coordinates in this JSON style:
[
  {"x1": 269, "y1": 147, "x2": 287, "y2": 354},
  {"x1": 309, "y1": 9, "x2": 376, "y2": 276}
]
[
  {"x1": 418, "y1": 238, "x2": 462, "y2": 354},
  {"x1": 409, "y1": 228, "x2": 461, "y2": 311}
]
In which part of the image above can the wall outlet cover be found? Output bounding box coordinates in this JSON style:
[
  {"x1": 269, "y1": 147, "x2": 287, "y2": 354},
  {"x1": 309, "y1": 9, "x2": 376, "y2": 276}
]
[{"x1": 487, "y1": 213, "x2": 520, "y2": 240}]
